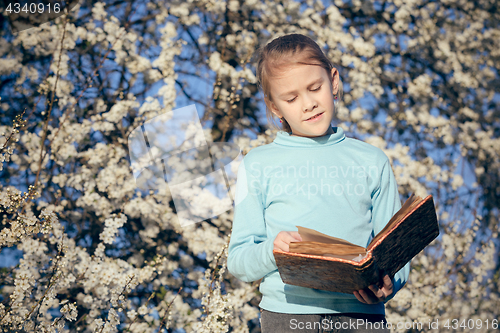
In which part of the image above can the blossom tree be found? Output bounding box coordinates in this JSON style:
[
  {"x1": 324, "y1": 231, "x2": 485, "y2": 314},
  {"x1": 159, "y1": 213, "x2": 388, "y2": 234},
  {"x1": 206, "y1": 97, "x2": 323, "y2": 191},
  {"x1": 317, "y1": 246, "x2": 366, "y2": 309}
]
[{"x1": 0, "y1": 0, "x2": 499, "y2": 332}]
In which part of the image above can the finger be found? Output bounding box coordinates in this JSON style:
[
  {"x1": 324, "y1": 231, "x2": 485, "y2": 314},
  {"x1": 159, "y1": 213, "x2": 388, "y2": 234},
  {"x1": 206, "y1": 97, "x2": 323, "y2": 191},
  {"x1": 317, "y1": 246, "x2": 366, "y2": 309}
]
[
  {"x1": 278, "y1": 232, "x2": 300, "y2": 243},
  {"x1": 283, "y1": 233, "x2": 302, "y2": 247},
  {"x1": 276, "y1": 239, "x2": 291, "y2": 252},
  {"x1": 289, "y1": 231, "x2": 303, "y2": 242},
  {"x1": 368, "y1": 285, "x2": 385, "y2": 301},
  {"x1": 274, "y1": 233, "x2": 292, "y2": 251},
  {"x1": 353, "y1": 291, "x2": 366, "y2": 304},
  {"x1": 383, "y1": 275, "x2": 393, "y2": 288},
  {"x1": 280, "y1": 232, "x2": 299, "y2": 244},
  {"x1": 273, "y1": 237, "x2": 290, "y2": 252},
  {"x1": 382, "y1": 275, "x2": 393, "y2": 296},
  {"x1": 358, "y1": 289, "x2": 377, "y2": 304},
  {"x1": 368, "y1": 285, "x2": 385, "y2": 300},
  {"x1": 359, "y1": 289, "x2": 376, "y2": 304}
]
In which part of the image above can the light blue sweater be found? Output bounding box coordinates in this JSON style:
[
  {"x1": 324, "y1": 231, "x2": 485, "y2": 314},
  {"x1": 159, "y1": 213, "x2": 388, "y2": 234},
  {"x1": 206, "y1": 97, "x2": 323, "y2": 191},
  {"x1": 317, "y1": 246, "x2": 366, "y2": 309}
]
[{"x1": 227, "y1": 126, "x2": 410, "y2": 314}]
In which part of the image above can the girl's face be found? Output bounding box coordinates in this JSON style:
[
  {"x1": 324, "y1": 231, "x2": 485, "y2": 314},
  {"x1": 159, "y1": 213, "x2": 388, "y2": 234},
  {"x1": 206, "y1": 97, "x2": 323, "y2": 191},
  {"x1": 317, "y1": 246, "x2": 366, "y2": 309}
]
[{"x1": 267, "y1": 64, "x2": 339, "y2": 138}]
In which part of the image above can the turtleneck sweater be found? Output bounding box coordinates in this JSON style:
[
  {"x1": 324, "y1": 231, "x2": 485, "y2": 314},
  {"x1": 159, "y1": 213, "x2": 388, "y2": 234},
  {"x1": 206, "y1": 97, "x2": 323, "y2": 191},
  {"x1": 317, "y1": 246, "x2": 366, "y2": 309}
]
[{"x1": 228, "y1": 126, "x2": 410, "y2": 314}]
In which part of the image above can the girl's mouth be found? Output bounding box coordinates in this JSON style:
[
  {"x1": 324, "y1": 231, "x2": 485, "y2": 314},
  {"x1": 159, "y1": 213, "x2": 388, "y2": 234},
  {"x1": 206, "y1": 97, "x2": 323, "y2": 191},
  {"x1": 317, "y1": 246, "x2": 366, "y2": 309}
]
[{"x1": 305, "y1": 112, "x2": 324, "y2": 122}]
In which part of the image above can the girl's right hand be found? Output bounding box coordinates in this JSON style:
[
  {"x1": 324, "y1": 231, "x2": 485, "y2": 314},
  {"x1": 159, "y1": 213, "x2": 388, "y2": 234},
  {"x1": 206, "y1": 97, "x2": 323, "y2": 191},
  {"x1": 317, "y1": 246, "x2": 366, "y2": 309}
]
[{"x1": 273, "y1": 231, "x2": 302, "y2": 252}]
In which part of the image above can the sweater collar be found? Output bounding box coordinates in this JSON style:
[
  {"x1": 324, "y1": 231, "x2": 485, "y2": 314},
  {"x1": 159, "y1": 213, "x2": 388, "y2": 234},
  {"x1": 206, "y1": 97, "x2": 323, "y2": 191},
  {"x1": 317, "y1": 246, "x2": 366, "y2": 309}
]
[{"x1": 273, "y1": 126, "x2": 346, "y2": 148}]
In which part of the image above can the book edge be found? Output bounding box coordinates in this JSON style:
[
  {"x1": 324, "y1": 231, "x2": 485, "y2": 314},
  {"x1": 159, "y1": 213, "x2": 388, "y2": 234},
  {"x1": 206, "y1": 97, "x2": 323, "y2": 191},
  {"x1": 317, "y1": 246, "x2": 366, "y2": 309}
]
[
  {"x1": 366, "y1": 194, "x2": 434, "y2": 253},
  {"x1": 289, "y1": 241, "x2": 367, "y2": 255},
  {"x1": 295, "y1": 225, "x2": 360, "y2": 247},
  {"x1": 273, "y1": 249, "x2": 373, "y2": 267}
]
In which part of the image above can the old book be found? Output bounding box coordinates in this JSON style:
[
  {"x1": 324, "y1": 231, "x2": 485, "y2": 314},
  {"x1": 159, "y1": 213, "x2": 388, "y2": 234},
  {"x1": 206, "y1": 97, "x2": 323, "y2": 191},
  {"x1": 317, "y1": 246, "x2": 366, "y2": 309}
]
[{"x1": 273, "y1": 194, "x2": 439, "y2": 293}]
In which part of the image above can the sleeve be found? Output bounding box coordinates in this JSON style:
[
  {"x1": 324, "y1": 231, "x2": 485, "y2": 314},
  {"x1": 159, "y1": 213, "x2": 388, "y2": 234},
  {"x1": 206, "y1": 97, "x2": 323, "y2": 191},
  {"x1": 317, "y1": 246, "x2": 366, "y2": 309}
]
[
  {"x1": 227, "y1": 156, "x2": 278, "y2": 283},
  {"x1": 371, "y1": 155, "x2": 410, "y2": 303}
]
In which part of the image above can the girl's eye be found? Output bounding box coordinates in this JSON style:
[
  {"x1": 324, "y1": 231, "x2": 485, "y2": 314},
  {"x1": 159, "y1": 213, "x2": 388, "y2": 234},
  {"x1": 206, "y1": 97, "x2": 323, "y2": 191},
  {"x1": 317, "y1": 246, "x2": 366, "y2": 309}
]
[{"x1": 286, "y1": 86, "x2": 321, "y2": 103}]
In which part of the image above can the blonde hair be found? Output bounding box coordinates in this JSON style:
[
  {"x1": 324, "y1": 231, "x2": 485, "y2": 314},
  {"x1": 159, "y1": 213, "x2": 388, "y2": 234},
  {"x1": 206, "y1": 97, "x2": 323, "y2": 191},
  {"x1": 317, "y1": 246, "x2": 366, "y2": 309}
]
[{"x1": 255, "y1": 33, "x2": 343, "y2": 133}]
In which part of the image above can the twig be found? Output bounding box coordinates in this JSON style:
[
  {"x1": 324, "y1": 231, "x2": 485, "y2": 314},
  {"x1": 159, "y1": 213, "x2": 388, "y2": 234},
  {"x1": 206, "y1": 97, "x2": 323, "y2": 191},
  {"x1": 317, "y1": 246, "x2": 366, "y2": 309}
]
[
  {"x1": 29, "y1": 232, "x2": 66, "y2": 326},
  {"x1": 31, "y1": 12, "x2": 70, "y2": 199},
  {"x1": 29, "y1": 4, "x2": 139, "y2": 205},
  {"x1": 203, "y1": 236, "x2": 230, "y2": 318},
  {"x1": 0, "y1": 111, "x2": 26, "y2": 153},
  {"x1": 41, "y1": 4, "x2": 140, "y2": 165},
  {"x1": 98, "y1": 274, "x2": 137, "y2": 333},
  {"x1": 124, "y1": 285, "x2": 154, "y2": 332},
  {"x1": 157, "y1": 287, "x2": 183, "y2": 333}
]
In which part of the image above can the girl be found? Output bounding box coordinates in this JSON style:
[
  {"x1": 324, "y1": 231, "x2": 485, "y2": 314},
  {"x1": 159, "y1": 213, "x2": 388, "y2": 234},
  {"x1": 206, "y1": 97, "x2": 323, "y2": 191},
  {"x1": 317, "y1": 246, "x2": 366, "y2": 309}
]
[{"x1": 227, "y1": 33, "x2": 410, "y2": 333}]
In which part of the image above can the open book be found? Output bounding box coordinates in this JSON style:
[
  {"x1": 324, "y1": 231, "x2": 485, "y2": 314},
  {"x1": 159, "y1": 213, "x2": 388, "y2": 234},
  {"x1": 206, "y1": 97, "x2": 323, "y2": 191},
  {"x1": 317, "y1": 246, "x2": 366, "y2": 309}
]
[{"x1": 273, "y1": 194, "x2": 439, "y2": 293}]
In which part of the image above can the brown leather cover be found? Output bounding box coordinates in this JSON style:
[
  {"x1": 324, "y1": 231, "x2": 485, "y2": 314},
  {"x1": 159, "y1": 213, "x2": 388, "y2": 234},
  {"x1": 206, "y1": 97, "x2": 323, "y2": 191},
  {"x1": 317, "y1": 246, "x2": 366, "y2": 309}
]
[
  {"x1": 369, "y1": 196, "x2": 439, "y2": 277},
  {"x1": 273, "y1": 195, "x2": 439, "y2": 293}
]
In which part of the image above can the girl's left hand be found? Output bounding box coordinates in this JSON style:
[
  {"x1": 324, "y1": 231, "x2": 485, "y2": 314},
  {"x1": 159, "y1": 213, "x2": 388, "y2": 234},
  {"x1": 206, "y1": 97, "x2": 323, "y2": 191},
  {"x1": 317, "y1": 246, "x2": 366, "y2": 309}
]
[{"x1": 353, "y1": 274, "x2": 393, "y2": 304}]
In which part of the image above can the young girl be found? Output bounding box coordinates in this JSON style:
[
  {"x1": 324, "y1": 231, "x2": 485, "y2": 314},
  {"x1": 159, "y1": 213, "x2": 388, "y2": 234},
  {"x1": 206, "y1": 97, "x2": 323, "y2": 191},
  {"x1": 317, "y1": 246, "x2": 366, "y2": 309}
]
[{"x1": 227, "y1": 33, "x2": 410, "y2": 333}]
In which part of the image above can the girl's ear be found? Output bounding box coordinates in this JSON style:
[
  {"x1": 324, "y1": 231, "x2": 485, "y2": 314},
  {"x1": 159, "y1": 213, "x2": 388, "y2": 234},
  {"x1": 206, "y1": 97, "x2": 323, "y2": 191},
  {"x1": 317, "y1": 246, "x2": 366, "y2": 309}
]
[
  {"x1": 266, "y1": 97, "x2": 282, "y2": 118},
  {"x1": 330, "y1": 68, "x2": 339, "y2": 95}
]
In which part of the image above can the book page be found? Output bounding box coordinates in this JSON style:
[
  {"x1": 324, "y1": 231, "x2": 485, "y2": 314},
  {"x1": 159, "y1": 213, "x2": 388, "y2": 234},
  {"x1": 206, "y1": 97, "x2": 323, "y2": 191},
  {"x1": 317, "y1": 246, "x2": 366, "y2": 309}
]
[
  {"x1": 290, "y1": 226, "x2": 367, "y2": 256},
  {"x1": 296, "y1": 226, "x2": 360, "y2": 247},
  {"x1": 289, "y1": 241, "x2": 367, "y2": 256}
]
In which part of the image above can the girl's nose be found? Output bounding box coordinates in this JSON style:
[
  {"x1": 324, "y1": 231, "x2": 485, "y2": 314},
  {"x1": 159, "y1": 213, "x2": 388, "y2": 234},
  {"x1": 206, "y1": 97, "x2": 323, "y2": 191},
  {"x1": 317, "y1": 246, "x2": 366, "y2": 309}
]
[{"x1": 303, "y1": 95, "x2": 317, "y2": 112}]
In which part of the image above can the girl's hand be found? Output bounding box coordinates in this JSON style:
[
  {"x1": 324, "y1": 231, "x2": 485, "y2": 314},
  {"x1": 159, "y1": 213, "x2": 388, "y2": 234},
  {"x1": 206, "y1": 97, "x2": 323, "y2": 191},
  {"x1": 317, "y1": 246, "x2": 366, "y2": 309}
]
[
  {"x1": 353, "y1": 274, "x2": 393, "y2": 304},
  {"x1": 273, "y1": 231, "x2": 302, "y2": 252}
]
